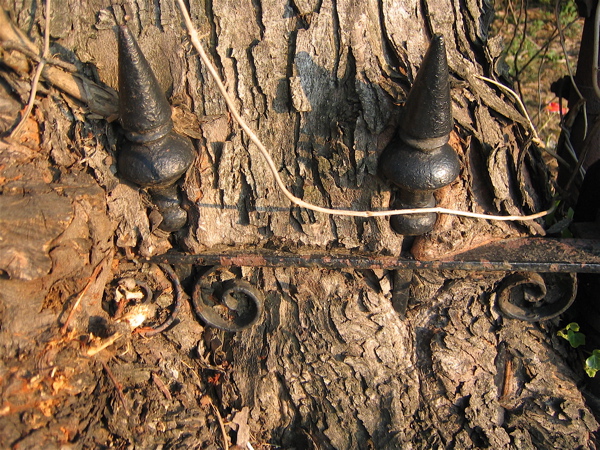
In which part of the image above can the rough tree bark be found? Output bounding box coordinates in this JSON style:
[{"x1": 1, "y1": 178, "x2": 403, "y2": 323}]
[{"x1": 0, "y1": 0, "x2": 598, "y2": 448}]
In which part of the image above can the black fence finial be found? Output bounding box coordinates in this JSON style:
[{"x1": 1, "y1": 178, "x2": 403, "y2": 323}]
[
  {"x1": 379, "y1": 34, "x2": 460, "y2": 236},
  {"x1": 117, "y1": 24, "x2": 195, "y2": 231}
]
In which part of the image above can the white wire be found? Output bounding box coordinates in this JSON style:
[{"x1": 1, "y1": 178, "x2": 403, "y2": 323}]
[{"x1": 175, "y1": 0, "x2": 553, "y2": 223}]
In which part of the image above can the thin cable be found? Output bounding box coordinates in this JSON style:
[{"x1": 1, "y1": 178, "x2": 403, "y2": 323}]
[{"x1": 175, "y1": 0, "x2": 553, "y2": 223}]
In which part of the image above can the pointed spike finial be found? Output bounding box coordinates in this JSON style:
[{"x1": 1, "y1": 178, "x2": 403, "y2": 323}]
[
  {"x1": 116, "y1": 24, "x2": 196, "y2": 231},
  {"x1": 378, "y1": 34, "x2": 460, "y2": 236},
  {"x1": 117, "y1": 25, "x2": 173, "y2": 141},
  {"x1": 400, "y1": 34, "x2": 453, "y2": 146}
]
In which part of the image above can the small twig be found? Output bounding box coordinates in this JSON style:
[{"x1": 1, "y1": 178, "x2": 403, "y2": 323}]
[
  {"x1": 535, "y1": 35, "x2": 550, "y2": 130},
  {"x1": 476, "y1": 75, "x2": 543, "y2": 147},
  {"x1": 101, "y1": 360, "x2": 130, "y2": 416},
  {"x1": 516, "y1": 16, "x2": 580, "y2": 77},
  {"x1": 479, "y1": 72, "x2": 571, "y2": 169},
  {"x1": 503, "y1": 0, "x2": 521, "y2": 82},
  {"x1": 9, "y1": 0, "x2": 52, "y2": 138},
  {"x1": 176, "y1": 0, "x2": 554, "y2": 224},
  {"x1": 151, "y1": 372, "x2": 173, "y2": 400},
  {"x1": 1, "y1": 41, "x2": 77, "y2": 72},
  {"x1": 555, "y1": 0, "x2": 588, "y2": 139},
  {"x1": 209, "y1": 399, "x2": 229, "y2": 450},
  {"x1": 513, "y1": 0, "x2": 528, "y2": 100},
  {"x1": 86, "y1": 331, "x2": 124, "y2": 357},
  {"x1": 61, "y1": 262, "x2": 104, "y2": 334}
]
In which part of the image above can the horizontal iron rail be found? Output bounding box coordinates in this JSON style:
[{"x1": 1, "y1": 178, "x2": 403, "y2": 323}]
[{"x1": 149, "y1": 238, "x2": 600, "y2": 273}]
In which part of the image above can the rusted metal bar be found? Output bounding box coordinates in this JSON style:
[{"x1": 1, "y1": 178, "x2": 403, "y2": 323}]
[{"x1": 149, "y1": 238, "x2": 600, "y2": 273}]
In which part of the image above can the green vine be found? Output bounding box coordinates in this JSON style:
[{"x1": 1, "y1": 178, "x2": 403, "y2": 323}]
[{"x1": 558, "y1": 322, "x2": 600, "y2": 377}]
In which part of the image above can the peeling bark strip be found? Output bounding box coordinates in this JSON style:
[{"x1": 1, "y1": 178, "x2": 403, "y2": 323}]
[{"x1": 0, "y1": 0, "x2": 598, "y2": 449}]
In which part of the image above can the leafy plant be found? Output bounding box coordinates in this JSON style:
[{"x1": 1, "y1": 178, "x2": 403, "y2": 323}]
[
  {"x1": 557, "y1": 322, "x2": 585, "y2": 347},
  {"x1": 585, "y1": 350, "x2": 600, "y2": 377},
  {"x1": 558, "y1": 322, "x2": 600, "y2": 377}
]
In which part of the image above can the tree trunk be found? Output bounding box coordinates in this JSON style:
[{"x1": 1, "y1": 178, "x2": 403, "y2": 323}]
[{"x1": 0, "y1": 0, "x2": 598, "y2": 448}]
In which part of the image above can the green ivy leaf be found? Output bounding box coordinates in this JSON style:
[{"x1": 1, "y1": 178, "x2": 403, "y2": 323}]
[
  {"x1": 567, "y1": 330, "x2": 586, "y2": 348},
  {"x1": 558, "y1": 323, "x2": 586, "y2": 348},
  {"x1": 565, "y1": 322, "x2": 580, "y2": 332},
  {"x1": 585, "y1": 350, "x2": 600, "y2": 378}
]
